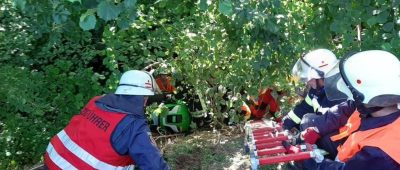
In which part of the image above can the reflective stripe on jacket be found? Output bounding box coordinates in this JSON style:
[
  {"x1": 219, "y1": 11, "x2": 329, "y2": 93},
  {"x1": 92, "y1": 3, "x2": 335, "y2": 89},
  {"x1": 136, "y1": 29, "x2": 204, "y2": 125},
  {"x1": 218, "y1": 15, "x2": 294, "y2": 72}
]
[
  {"x1": 45, "y1": 96, "x2": 135, "y2": 170},
  {"x1": 283, "y1": 88, "x2": 344, "y2": 130}
]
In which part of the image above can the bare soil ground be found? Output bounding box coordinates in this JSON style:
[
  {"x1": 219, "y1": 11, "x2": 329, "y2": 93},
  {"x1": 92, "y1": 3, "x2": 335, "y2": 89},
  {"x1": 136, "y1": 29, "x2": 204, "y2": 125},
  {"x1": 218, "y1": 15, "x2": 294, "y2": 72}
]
[{"x1": 155, "y1": 125, "x2": 252, "y2": 170}]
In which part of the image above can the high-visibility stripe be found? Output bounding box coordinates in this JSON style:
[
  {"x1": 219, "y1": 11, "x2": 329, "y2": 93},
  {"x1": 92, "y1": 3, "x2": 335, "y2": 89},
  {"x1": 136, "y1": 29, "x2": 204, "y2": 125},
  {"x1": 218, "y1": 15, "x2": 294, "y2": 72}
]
[
  {"x1": 287, "y1": 110, "x2": 302, "y2": 124},
  {"x1": 305, "y1": 95, "x2": 313, "y2": 106},
  {"x1": 46, "y1": 143, "x2": 78, "y2": 170},
  {"x1": 56, "y1": 130, "x2": 134, "y2": 170},
  {"x1": 306, "y1": 95, "x2": 322, "y2": 112},
  {"x1": 311, "y1": 98, "x2": 320, "y2": 112},
  {"x1": 44, "y1": 152, "x2": 62, "y2": 170},
  {"x1": 51, "y1": 133, "x2": 94, "y2": 169}
]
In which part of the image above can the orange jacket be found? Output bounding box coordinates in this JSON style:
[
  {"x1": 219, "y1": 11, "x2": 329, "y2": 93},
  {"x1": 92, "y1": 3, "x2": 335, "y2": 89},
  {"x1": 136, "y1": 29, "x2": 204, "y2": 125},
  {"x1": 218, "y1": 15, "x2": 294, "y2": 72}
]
[
  {"x1": 333, "y1": 111, "x2": 400, "y2": 164},
  {"x1": 247, "y1": 89, "x2": 280, "y2": 119},
  {"x1": 156, "y1": 76, "x2": 176, "y2": 94},
  {"x1": 330, "y1": 111, "x2": 361, "y2": 141}
]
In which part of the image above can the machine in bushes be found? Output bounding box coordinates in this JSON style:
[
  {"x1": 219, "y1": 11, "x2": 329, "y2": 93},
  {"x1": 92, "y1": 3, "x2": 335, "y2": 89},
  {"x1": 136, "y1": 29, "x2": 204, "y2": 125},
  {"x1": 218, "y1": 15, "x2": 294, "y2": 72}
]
[{"x1": 150, "y1": 100, "x2": 191, "y2": 133}]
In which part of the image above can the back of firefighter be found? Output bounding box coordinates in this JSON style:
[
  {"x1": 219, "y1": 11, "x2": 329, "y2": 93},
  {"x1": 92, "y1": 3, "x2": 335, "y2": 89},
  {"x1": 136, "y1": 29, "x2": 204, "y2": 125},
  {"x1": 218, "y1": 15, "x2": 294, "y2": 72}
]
[
  {"x1": 282, "y1": 49, "x2": 345, "y2": 131},
  {"x1": 241, "y1": 87, "x2": 283, "y2": 121},
  {"x1": 44, "y1": 70, "x2": 170, "y2": 170},
  {"x1": 304, "y1": 50, "x2": 400, "y2": 170},
  {"x1": 155, "y1": 73, "x2": 176, "y2": 94}
]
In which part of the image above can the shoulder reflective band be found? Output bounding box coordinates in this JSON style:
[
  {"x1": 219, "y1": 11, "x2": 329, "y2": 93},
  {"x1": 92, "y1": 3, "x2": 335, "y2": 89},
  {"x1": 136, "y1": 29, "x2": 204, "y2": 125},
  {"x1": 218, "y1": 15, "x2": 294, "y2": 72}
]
[
  {"x1": 288, "y1": 110, "x2": 302, "y2": 124},
  {"x1": 305, "y1": 95, "x2": 313, "y2": 106},
  {"x1": 305, "y1": 95, "x2": 322, "y2": 112}
]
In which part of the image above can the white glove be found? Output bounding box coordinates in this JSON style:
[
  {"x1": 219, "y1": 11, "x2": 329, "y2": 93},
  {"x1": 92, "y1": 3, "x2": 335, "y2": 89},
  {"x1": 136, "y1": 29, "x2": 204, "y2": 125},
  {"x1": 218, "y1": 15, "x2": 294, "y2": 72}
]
[
  {"x1": 317, "y1": 107, "x2": 329, "y2": 114},
  {"x1": 311, "y1": 148, "x2": 325, "y2": 163}
]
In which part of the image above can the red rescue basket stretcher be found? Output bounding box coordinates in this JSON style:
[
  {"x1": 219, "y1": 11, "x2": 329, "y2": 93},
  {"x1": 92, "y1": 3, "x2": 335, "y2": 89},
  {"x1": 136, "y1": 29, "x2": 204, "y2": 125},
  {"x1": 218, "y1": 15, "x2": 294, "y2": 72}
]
[{"x1": 244, "y1": 119, "x2": 318, "y2": 170}]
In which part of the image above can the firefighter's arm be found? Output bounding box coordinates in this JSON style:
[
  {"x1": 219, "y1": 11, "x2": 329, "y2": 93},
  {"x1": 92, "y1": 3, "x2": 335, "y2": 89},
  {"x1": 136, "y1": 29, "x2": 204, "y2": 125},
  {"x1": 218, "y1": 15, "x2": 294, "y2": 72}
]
[
  {"x1": 129, "y1": 121, "x2": 170, "y2": 170},
  {"x1": 310, "y1": 147, "x2": 396, "y2": 170},
  {"x1": 301, "y1": 100, "x2": 355, "y2": 136},
  {"x1": 282, "y1": 100, "x2": 314, "y2": 130},
  {"x1": 111, "y1": 117, "x2": 170, "y2": 170}
]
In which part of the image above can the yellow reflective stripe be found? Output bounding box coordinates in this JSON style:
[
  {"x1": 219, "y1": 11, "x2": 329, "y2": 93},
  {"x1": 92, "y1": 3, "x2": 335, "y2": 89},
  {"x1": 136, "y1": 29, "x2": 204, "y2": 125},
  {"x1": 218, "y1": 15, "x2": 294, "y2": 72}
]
[
  {"x1": 305, "y1": 95, "x2": 313, "y2": 106},
  {"x1": 288, "y1": 110, "x2": 302, "y2": 124},
  {"x1": 311, "y1": 98, "x2": 320, "y2": 112},
  {"x1": 306, "y1": 95, "x2": 321, "y2": 112}
]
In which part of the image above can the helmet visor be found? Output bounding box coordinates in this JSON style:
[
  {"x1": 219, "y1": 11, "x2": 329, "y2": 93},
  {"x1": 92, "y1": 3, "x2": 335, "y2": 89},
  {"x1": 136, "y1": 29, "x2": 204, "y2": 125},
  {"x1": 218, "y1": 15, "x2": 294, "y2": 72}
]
[
  {"x1": 324, "y1": 63, "x2": 353, "y2": 101},
  {"x1": 291, "y1": 59, "x2": 309, "y2": 83},
  {"x1": 148, "y1": 72, "x2": 161, "y2": 94}
]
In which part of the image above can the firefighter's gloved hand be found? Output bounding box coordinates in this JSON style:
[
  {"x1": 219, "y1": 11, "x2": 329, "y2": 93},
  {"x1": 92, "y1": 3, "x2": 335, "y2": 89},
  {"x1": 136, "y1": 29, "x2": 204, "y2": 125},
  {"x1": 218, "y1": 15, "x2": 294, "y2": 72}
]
[
  {"x1": 317, "y1": 107, "x2": 329, "y2": 115},
  {"x1": 286, "y1": 145, "x2": 301, "y2": 154},
  {"x1": 301, "y1": 127, "x2": 320, "y2": 144},
  {"x1": 311, "y1": 149, "x2": 325, "y2": 163}
]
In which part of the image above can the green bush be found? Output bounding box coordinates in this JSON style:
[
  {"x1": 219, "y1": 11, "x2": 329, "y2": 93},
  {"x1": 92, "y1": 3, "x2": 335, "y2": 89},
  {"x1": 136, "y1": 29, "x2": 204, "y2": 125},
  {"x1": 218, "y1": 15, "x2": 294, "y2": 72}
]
[
  {"x1": 2, "y1": 0, "x2": 400, "y2": 168},
  {"x1": 0, "y1": 65, "x2": 103, "y2": 169}
]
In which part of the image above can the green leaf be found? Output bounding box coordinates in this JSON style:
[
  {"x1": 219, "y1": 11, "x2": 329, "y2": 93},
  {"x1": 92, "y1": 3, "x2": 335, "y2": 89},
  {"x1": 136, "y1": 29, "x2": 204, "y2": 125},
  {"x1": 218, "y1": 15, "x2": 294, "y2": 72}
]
[
  {"x1": 82, "y1": 0, "x2": 99, "y2": 8},
  {"x1": 97, "y1": 1, "x2": 122, "y2": 21},
  {"x1": 383, "y1": 22, "x2": 394, "y2": 32},
  {"x1": 124, "y1": 0, "x2": 137, "y2": 8},
  {"x1": 381, "y1": 43, "x2": 392, "y2": 50},
  {"x1": 12, "y1": 0, "x2": 26, "y2": 11},
  {"x1": 117, "y1": 9, "x2": 137, "y2": 30},
  {"x1": 394, "y1": 0, "x2": 400, "y2": 6},
  {"x1": 376, "y1": 11, "x2": 389, "y2": 24},
  {"x1": 267, "y1": 20, "x2": 279, "y2": 33},
  {"x1": 366, "y1": 17, "x2": 377, "y2": 26},
  {"x1": 53, "y1": 8, "x2": 71, "y2": 24},
  {"x1": 219, "y1": 0, "x2": 233, "y2": 16},
  {"x1": 79, "y1": 13, "x2": 96, "y2": 30},
  {"x1": 329, "y1": 20, "x2": 342, "y2": 32},
  {"x1": 273, "y1": 0, "x2": 281, "y2": 8},
  {"x1": 67, "y1": 0, "x2": 81, "y2": 3},
  {"x1": 199, "y1": 0, "x2": 208, "y2": 11}
]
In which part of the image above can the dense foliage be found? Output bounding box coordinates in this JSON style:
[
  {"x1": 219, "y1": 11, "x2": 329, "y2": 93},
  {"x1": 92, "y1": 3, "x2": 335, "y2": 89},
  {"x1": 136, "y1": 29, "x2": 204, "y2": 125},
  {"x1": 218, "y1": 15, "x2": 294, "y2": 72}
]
[{"x1": 1, "y1": 0, "x2": 400, "y2": 168}]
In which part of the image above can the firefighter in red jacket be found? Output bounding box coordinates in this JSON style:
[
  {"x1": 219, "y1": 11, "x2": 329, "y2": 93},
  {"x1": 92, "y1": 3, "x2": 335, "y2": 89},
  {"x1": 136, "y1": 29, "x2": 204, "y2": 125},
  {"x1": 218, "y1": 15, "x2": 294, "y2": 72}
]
[
  {"x1": 241, "y1": 87, "x2": 283, "y2": 121},
  {"x1": 303, "y1": 50, "x2": 400, "y2": 169},
  {"x1": 155, "y1": 73, "x2": 176, "y2": 94},
  {"x1": 44, "y1": 70, "x2": 170, "y2": 170}
]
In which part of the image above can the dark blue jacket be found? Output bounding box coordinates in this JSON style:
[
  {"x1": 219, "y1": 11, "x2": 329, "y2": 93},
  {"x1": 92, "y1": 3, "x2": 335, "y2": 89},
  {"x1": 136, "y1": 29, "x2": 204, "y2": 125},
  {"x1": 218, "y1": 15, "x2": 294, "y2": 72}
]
[
  {"x1": 95, "y1": 94, "x2": 170, "y2": 170},
  {"x1": 306, "y1": 111, "x2": 400, "y2": 170},
  {"x1": 283, "y1": 88, "x2": 344, "y2": 130},
  {"x1": 300, "y1": 100, "x2": 355, "y2": 134}
]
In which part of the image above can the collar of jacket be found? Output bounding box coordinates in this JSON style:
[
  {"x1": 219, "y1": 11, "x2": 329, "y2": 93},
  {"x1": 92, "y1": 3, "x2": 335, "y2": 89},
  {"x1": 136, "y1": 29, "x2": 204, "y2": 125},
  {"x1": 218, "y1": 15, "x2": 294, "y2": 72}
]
[{"x1": 95, "y1": 94, "x2": 145, "y2": 118}]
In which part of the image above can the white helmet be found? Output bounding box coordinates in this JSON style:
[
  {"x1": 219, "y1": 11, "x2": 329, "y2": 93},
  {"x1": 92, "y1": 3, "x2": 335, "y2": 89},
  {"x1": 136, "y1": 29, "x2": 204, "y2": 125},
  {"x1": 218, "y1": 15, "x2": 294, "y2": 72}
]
[
  {"x1": 292, "y1": 49, "x2": 338, "y2": 83},
  {"x1": 115, "y1": 70, "x2": 159, "y2": 96},
  {"x1": 325, "y1": 50, "x2": 400, "y2": 107}
]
